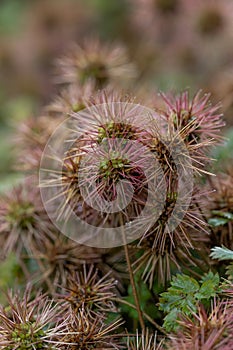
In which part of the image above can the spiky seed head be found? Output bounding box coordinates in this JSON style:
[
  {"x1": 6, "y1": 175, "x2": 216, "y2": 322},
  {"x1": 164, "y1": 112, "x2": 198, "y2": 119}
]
[
  {"x1": 16, "y1": 115, "x2": 62, "y2": 171},
  {"x1": 55, "y1": 39, "x2": 136, "y2": 88},
  {"x1": 58, "y1": 308, "x2": 123, "y2": 349},
  {"x1": 206, "y1": 171, "x2": 233, "y2": 249},
  {"x1": 47, "y1": 81, "x2": 96, "y2": 118},
  {"x1": 0, "y1": 286, "x2": 64, "y2": 349},
  {"x1": 166, "y1": 301, "x2": 233, "y2": 350},
  {"x1": 160, "y1": 90, "x2": 224, "y2": 175},
  {"x1": 127, "y1": 329, "x2": 163, "y2": 350},
  {"x1": 0, "y1": 178, "x2": 55, "y2": 256},
  {"x1": 134, "y1": 188, "x2": 210, "y2": 287},
  {"x1": 62, "y1": 264, "x2": 117, "y2": 315}
]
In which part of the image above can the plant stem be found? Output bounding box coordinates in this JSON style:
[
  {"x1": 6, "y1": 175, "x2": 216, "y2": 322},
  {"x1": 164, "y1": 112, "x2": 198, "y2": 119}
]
[
  {"x1": 120, "y1": 214, "x2": 145, "y2": 331},
  {"x1": 113, "y1": 297, "x2": 167, "y2": 335}
]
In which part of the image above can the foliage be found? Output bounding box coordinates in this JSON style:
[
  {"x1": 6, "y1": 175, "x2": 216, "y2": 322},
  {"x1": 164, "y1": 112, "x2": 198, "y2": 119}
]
[
  {"x1": 159, "y1": 272, "x2": 221, "y2": 331},
  {"x1": 210, "y1": 246, "x2": 233, "y2": 261},
  {"x1": 209, "y1": 211, "x2": 233, "y2": 227}
]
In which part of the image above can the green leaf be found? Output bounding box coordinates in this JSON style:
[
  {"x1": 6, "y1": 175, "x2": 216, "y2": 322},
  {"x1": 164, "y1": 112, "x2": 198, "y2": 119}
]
[
  {"x1": 171, "y1": 274, "x2": 200, "y2": 293},
  {"x1": 121, "y1": 274, "x2": 157, "y2": 321},
  {"x1": 211, "y1": 211, "x2": 233, "y2": 220},
  {"x1": 159, "y1": 272, "x2": 221, "y2": 332},
  {"x1": 201, "y1": 271, "x2": 219, "y2": 285},
  {"x1": 210, "y1": 246, "x2": 233, "y2": 261},
  {"x1": 208, "y1": 217, "x2": 229, "y2": 227},
  {"x1": 163, "y1": 308, "x2": 180, "y2": 332},
  {"x1": 159, "y1": 274, "x2": 199, "y2": 315},
  {"x1": 195, "y1": 272, "x2": 220, "y2": 299}
]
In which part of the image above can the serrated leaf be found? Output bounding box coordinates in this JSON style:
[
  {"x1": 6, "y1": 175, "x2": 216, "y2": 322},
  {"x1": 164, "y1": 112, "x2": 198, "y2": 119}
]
[
  {"x1": 159, "y1": 272, "x2": 221, "y2": 332},
  {"x1": 159, "y1": 274, "x2": 199, "y2": 315},
  {"x1": 171, "y1": 274, "x2": 200, "y2": 292},
  {"x1": 210, "y1": 246, "x2": 233, "y2": 261},
  {"x1": 200, "y1": 271, "x2": 218, "y2": 284},
  {"x1": 163, "y1": 308, "x2": 180, "y2": 332},
  {"x1": 195, "y1": 272, "x2": 220, "y2": 299}
]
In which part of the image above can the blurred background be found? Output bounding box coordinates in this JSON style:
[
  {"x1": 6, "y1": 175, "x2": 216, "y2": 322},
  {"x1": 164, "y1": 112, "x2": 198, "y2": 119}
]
[{"x1": 0, "y1": 0, "x2": 233, "y2": 189}]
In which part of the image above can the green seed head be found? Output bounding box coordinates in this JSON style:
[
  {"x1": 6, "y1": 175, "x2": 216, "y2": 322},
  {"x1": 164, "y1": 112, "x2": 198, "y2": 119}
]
[
  {"x1": 7, "y1": 322, "x2": 46, "y2": 350},
  {"x1": 80, "y1": 61, "x2": 108, "y2": 87},
  {"x1": 97, "y1": 122, "x2": 136, "y2": 144},
  {"x1": 6, "y1": 202, "x2": 35, "y2": 230},
  {"x1": 99, "y1": 153, "x2": 130, "y2": 182}
]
